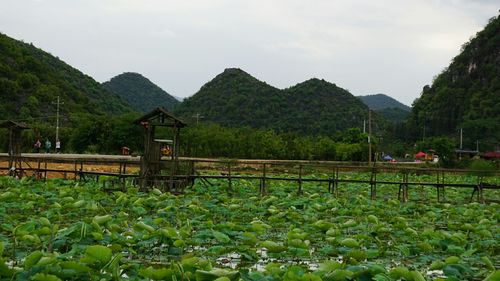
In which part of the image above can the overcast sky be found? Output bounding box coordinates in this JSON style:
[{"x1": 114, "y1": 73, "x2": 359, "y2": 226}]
[{"x1": 1, "y1": 0, "x2": 498, "y2": 105}]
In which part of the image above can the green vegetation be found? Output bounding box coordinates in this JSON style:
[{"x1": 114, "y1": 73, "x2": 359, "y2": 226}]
[
  {"x1": 175, "y1": 69, "x2": 386, "y2": 137},
  {"x1": 103, "y1": 72, "x2": 180, "y2": 112},
  {"x1": 0, "y1": 33, "x2": 132, "y2": 122},
  {"x1": 0, "y1": 175, "x2": 498, "y2": 280},
  {"x1": 358, "y1": 94, "x2": 410, "y2": 111},
  {"x1": 408, "y1": 15, "x2": 500, "y2": 150},
  {"x1": 2, "y1": 113, "x2": 144, "y2": 155},
  {"x1": 181, "y1": 124, "x2": 373, "y2": 161},
  {"x1": 358, "y1": 94, "x2": 410, "y2": 123},
  {"x1": 374, "y1": 107, "x2": 410, "y2": 124}
]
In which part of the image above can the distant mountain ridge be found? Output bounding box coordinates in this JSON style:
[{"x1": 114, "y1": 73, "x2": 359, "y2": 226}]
[
  {"x1": 358, "y1": 94, "x2": 410, "y2": 123},
  {"x1": 102, "y1": 72, "x2": 179, "y2": 112},
  {"x1": 0, "y1": 32, "x2": 132, "y2": 121},
  {"x1": 174, "y1": 68, "x2": 385, "y2": 136},
  {"x1": 358, "y1": 94, "x2": 410, "y2": 111}
]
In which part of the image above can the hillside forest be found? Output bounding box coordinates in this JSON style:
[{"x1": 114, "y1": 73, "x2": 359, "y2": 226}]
[{"x1": 0, "y1": 14, "x2": 499, "y2": 166}]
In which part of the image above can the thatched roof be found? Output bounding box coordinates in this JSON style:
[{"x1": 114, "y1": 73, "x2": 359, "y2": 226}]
[
  {"x1": 134, "y1": 107, "x2": 186, "y2": 128},
  {"x1": 0, "y1": 120, "x2": 29, "y2": 129}
]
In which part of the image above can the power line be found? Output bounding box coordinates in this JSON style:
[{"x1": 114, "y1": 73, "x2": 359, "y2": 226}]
[
  {"x1": 52, "y1": 96, "x2": 64, "y2": 141},
  {"x1": 192, "y1": 113, "x2": 204, "y2": 125}
]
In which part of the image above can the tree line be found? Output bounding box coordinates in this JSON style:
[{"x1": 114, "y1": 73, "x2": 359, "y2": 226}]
[{"x1": 1, "y1": 113, "x2": 376, "y2": 161}]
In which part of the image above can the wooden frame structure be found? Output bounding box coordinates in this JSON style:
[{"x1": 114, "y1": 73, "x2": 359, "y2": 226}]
[
  {"x1": 134, "y1": 107, "x2": 191, "y2": 191},
  {"x1": 0, "y1": 120, "x2": 29, "y2": 178},
  {"x1": 0, "y1": 154, "x2": 498, "y2": 202}
]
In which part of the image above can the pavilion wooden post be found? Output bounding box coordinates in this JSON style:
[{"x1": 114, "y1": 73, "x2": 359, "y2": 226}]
[
  {"x1": 1, "y1": 121, "x2": 29, "y2": 178},
  {"x1": 135, "y1": 107, "x2": 187, "y2": 192}
]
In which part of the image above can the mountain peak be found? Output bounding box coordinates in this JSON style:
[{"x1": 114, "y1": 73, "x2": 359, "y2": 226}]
[
  {"x1": 103, "y1": 72, "x2": 179, "y2": 112},
  {"x1": 0, "y1": 32, "x2": 131, "y2": 119},
  {"x1": 358, "y1": 94, "x2": 410, "y2": 111}
]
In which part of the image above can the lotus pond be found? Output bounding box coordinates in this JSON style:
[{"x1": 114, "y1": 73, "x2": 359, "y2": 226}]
[{"x1": 0, "y1": 174, "x2": 498, "y2": 280}]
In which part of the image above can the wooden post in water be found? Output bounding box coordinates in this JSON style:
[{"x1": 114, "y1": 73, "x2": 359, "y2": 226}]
[
  {"x1": 260, "y1": 163, "x2": 267, "y2": 196},
  {"x1": 227, "y1": 162, "x2": 232, "y2": 194},
  {"x1": 370, "y1": 167, "x2": 377, "y2": 200},
  {"x1": 297, "y1": 164, "x2": 303, "y2": 195},
  {"x1": 398, "y1": 170, "x2": 409, "y2": 202}
]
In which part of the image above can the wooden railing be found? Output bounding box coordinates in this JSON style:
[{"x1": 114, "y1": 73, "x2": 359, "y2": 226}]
[{"x1": 0, "y1": 154, "x2": 498, "y2": 202}]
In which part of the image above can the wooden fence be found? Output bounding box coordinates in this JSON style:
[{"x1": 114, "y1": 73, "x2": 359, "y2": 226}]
[{"x1": 0, "y1": 154, "x2": 498, "y2": 203}]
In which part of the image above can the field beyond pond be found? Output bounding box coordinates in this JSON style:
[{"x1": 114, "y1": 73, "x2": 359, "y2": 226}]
[{"x1": 0, "y1": 174, "x2": 498, "y2": 280}]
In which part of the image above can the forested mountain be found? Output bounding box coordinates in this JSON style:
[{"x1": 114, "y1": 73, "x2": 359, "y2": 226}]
[
  {"x1": 358, "y1": 94, "x2": 411, "y2": 123},
  {"x1": 0, "y1": 33, "x2": 132, "y2": 121},
  {"x1": 408, "y1": 15, "x2": 500, "y2": 149},
  {"x1": 102, "y1": 72, "x2": 179, "y2": 112},
  {"x1": 282, "y1": 78, "x2": 382, "y2": 135},
  {"x1": 376, "y1": 107, "x2": 410, "y2": 123},
  {"x1": 358, "y1": 94, "x2": 410, "y2": 111},
  {"x1": 174, "y1": 68, "x2": 283, "y2": 128},
  {"x1": 174, "y1": 68, "x2": 384, "y2": 136}
]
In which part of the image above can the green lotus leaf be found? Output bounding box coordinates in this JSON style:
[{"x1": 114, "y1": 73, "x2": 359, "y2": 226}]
[
  {"x1": 341, "y1": 219, "x2": 357, "y2": 228},
  {"x1": 205, "y1": 245, "x2": 229, "y2": 255},
  {"x1": 24, "y1": 250, "x2": 43, "y2": 269},
  {"x1": 365, "y1": 248, "x2": 380, "y2": 259},
  {"x1": 326, "y1": 228, "x2": 341, "y2": 237},
  {"x1": 287, "y1": 229, "x2": 308, "y2": 240},
  {"x1": 195, "y1": 268, "x2": 240, "y2": 281},
  {"x1": 340, "y1": 238, "x2": 359, "y2": 248},
  {"x1": 39, "y1": 217, "x2": 51, "y2": 227},
  {"x1": 139, "y1": 266, "x2": 174, "y2": 280},
  {"x1": 445, "y1": 256, "x2": 460, "y2": 264},
  {"x1": 181, "y1": 256, "x2": 212, "y2": 273},
  {"x1": 59, "y1": 261, "x2": 91, "y2": 273},
  {"x1": 484, "y1": 270, "x2": 500, "y2": 281},
  {"x1": 416, "y1": 242, "x2": 433, "y2": 252},
  {"x1": 213, "y1": 231, "x2": 231, "y2": 244},
  {"x1": 82, "y1": 245, "x2": 112, "y2": 266},
  {"x1": 429, "y1": 260, "x2": 446, "y2": 270},
  {"x1": 261, "y1": 241, "x2": 286, "y2": 253},
  {"x1": 36, "y1": 255, "x2": 57, "y2": 266},
  {"x1": 160, "y1": 227, "x2": 179, "y2": 239},
  {"x1": 240, "y1": 232, "x2": 258, "y2": 246},
  {"x1": 481, "y1": 256, "x2": 495, "y2": 271},
  {"x1": 173, "y1": 239, "x2": 186, "y2": 247},
  {"x1": 367, "y1": 215, "x2": 379, "y2": 224},
  {"x1": 347, "y1": 249, "x2": 366, "y2": 262},
  {"x1": 324, "y1": 269, "x2": 354, "y2": 281},
  {"x1": 313, "y1": 220, "x2": 334, "y2": 231},
  {"x1": 92, "y1": 215, "x2": 112, "y2": 225},
  {"x1": 31, "y1": 273, "x2": 62, "y2": 281},
  {"x1": 477, "y1": 229, "x2": 492, "y2": 238},
  {"x1": 134, "y1": 221, "x2": 155, "y2": 233},
  {"x1": 410, "y1": 270, "x2": 426, "y2": 281},
  {"x1": 288, "y1": 238, "x2": 309, "y2": 249},
  {"x1": 405, "y1": 227, "x2": 418, "y2": 237},
  {"x1": 316, "y1": 260, "x2": 342, "y2": 274},
  {"x1": 389, "y1": 267, "x2": 410, "y2": 280}
]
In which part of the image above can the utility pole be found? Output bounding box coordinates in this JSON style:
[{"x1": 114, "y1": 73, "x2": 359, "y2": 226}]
[
  {"x1": 363, "y1": 119, "x2": 366, "y2": 133},
  {"x1": 52, "y1": 96, "x2": 64, "y2": 142},
  {"x1": 368, "y1": 110, "x2": 372, "y2": 165},
  {"x1": 459, "y1": 128, "x2": 463, "y2": 150},
  {"x1": 192, "y1": 113, "x2": 204, "y2": 125}
]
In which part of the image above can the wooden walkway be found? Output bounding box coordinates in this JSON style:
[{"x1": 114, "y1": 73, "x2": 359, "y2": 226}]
[{"x1": 0, "y1": 154, "x2": 498, "y2": 203}]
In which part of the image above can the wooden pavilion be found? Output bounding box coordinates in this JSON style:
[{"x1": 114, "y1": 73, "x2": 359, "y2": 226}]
[
  {"x1": 1, "y1": 120, "x2": 29, "y2": 177},
  {"x1": 135, "y1": 107, "x2": 192, "y2": 192}
]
